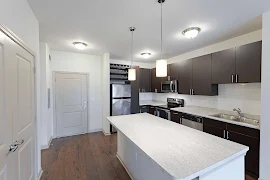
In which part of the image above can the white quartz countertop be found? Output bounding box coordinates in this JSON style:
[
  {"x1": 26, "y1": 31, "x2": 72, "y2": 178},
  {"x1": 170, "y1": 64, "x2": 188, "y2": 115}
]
[
  {"x1": 171, "y1": 106, "x2": 260, "y2": 130},
  {"x1": 107, "y1": 113, "x2": 248, "y2": 180},
  {"x1": 139, "y1": 100, "x2": 166, "y2": 106}
]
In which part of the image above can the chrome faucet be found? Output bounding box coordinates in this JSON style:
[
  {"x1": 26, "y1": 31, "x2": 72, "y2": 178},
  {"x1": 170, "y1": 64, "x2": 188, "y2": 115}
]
[{"x1": 233, "y1": 108, "x2": 244, "y2": 118}]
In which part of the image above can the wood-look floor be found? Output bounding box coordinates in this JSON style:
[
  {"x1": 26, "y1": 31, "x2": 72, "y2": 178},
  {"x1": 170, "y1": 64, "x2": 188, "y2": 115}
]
[{"x1": 41, "y1": 132, "x2": 257, "y2": 180}]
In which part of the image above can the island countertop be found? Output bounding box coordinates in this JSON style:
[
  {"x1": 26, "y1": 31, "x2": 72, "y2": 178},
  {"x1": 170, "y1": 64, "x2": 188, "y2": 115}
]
[{"x1": 107, "y1": 113, "x2": 248, "y2": 180}]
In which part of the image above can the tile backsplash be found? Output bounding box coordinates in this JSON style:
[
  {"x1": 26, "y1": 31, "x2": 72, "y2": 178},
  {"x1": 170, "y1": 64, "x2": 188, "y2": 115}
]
[{"x1": 140, "y1": 83, "x2": 261, "y2": 115}]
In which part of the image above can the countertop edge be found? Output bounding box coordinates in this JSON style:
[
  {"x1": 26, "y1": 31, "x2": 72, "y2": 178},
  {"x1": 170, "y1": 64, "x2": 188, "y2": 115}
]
[{"x1": 170, "y1": 108, "x2": 260, "y2": 130}]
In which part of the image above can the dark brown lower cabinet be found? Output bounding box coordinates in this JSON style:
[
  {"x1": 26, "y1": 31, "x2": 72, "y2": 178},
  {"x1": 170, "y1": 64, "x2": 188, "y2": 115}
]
[
  {"x1": 203, "y1": 124, "x2": 225, "y2": 138},
  {"x1": 149, "y1": 106, "x2": 156, "y2": 115},
  {"x1": 171, "y1": 111, "x2": 181, "y2": 124},
  {"x1": 227, "y1": 124, "x2": 260, "y2": 177},
  {"x1": 203, "y1": 118, "x2": 260, "y2": 178}
]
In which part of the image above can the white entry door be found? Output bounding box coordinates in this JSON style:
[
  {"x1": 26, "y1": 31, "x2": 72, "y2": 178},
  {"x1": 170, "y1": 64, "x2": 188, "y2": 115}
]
[
  {"x1": 55, "y1": 73, "x2": 88, "y2": 137},
  {"x1": 0, "y1": 29, "x2": 35, "y2": 180}
]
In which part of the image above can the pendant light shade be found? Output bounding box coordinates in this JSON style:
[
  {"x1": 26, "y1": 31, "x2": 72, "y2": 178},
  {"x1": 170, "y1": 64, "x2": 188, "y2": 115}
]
[
  {"x1": 156, "y1": 59, "x2": 167, "y2": 77},
  {"x1": 128, "y1": 69, "x2": 136, "y2": 81},
  {"x1": 128, "y1": 27, "x2": 136, "y2": 81},
  {"x1": 156, "y1": 0, "x2": 167, "y2": 77}
]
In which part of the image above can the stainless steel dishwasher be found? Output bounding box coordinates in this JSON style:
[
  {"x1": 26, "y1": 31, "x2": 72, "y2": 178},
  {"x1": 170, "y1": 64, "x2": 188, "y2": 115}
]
[{"x1": 181, "y1": 113, "x2": 203, "y2": 131}]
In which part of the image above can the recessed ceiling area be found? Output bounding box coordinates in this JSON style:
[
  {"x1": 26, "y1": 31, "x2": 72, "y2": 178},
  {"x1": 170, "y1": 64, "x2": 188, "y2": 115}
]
[{"x1": 27, "y1": 0, "x2": 269, "y2": 62}]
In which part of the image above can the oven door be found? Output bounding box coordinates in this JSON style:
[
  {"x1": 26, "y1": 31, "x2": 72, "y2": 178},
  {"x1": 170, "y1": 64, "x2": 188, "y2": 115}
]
[{"x1": 156, "y1": 108, "x2": 171, "y2": 120}]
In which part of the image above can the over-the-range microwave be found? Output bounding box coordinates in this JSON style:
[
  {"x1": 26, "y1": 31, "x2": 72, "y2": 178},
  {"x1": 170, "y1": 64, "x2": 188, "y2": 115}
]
[{"x1": 161, "y1": 80, "x2": 178, "y2": 93}]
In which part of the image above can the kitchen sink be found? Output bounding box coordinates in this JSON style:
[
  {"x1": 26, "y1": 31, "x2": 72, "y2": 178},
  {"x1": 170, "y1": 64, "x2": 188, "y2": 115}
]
[{"x1": 210, "y1": 113, "x2": 259, "y2": 126}]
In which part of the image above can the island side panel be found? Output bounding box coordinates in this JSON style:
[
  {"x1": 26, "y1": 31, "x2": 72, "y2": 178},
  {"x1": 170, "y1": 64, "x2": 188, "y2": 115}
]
[
  {"x1": 117, "y1": 131, "x2": 175, "y2": 180},
  {"x1": 199, "y1": 156, "x2": 245, "y2": 180}
]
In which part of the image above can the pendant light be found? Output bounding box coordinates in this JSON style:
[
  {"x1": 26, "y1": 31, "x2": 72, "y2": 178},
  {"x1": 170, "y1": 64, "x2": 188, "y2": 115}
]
[
  {"x1": 128, "y1": 27, "x2": 136, "y2": 81},
  {"x1": 156, "y1": 0, "x2": 167, "y2": 77}
]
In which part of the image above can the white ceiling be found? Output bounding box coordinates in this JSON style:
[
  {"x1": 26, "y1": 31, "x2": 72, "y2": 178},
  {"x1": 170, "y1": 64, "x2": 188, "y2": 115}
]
[{"x1": 27, "y1": 0, "x2": 270, "y2": 62}]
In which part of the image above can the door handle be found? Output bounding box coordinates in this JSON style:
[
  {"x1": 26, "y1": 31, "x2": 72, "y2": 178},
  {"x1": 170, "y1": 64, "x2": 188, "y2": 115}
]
[{"x1": 8, "y1": 140, "x2": 24, "y2": 154}]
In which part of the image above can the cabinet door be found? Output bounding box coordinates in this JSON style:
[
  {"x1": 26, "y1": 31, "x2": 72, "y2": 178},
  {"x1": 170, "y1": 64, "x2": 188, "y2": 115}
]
[
  {"x1": 203, "y1": 125, "x2": 225, "y2": 138},
  {"x1": 149, "y1": 106, "x2": 156, "y2": 115},
  {"x1": 171, "y1": 111, "x2": 181, "y2": 123},
  {"x1": 139, "y1": 68, "x2": 151, "y2": 92},
  {"x1": 151, "y1": 68, "x2": 157, "y2": 92},
  {"x1": 212, "y1": 48, "x2": 236, "y2": 84},
  {"x1": 236, "y1": 41, "x2": 262, "y2": 83},
  {"x1": 178, "y1": 59, "x2": 193, "y2": 94},
  {"x1": 168, "y1": 63, "x2": 179, "y2": 81},
  {"x1": 228, "y1": 131, "x2": 260, "y2": 177},
  {"x1": 193, "y1": 55, "x2": 218, "y2": 96}
]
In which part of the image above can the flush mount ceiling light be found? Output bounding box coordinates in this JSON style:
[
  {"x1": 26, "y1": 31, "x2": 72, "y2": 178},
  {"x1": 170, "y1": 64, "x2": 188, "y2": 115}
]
[
  {"x1": 182, "y1": 27, "x2": 201, "y2": 39},
  {"x1": 156, "y1": 0, "x2": 167, "y2": 77},
  {"x1": 141, "y1": 53, "x2": 151, "y2": 59},
  {"x1": 128, "y1": 27, "x2": 136, "y2": 81},
  {"x1": 73, "y1": 42, "x2": 88, "y2": 50}
]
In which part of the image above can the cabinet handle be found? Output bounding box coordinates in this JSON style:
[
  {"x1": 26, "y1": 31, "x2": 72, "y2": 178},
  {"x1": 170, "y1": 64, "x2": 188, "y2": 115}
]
[
  {"x1": 231, "y1": 74, "x2": 234, "y2": 83},
  {"x1": 227, "y1": 131, "x2": 229, "y2": 140},
  {"x1": 223, "y1": 130, "x2": 226, "y2": 139},
  {"x1": 173, "y1": 113, "x2": 178, "y2": 115},
  {"x1": 192, "y1": 89, "x2": 194, "y2": 95},
  {"x1": 235, "y1": 74, "x2": 238, "y2": 83},
  {"x1": 190, "y1": 89, "x2": 191, "y2": 95}
]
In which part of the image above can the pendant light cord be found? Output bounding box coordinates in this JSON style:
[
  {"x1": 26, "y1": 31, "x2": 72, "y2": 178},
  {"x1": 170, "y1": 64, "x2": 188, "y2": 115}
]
[
  {"x1": 131, "y1": 30, "x2": 133, "y2": 66},
  {"x1": 160, "y1": 1, "x2": 163, "y2": 60}
]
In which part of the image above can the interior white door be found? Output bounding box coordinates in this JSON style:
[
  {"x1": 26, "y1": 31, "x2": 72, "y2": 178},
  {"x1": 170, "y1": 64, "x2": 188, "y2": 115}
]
[
  {"x1": 0, "y1": 29, "x2": 35, "y2": 180},
  {"x1": 55, "y1": 73, "x2": 88, "y2": 137}
]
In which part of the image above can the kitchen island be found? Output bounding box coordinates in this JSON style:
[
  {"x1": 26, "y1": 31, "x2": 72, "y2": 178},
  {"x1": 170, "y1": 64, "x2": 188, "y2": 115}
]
[{"x1": 107, "y1": 113, "x2": 249, "y2": 180}]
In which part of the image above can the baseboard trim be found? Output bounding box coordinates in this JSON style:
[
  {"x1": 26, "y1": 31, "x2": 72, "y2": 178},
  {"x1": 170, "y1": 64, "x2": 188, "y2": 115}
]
[
  {"x1": 102, "y1": 130, "x2": 111, "y2": 136},
  {"x1": 41, "y1": 136, "x2": 53, "y2": 150},
  {"x1": 88, "y1": 128, "x2": 102, "y2": 133},
  {"x1": 38, "y1": 169, "x2": 43, "y2": 180},
  {"x1": 116, "y1": 154, "x2": 134, "y2": 180}
]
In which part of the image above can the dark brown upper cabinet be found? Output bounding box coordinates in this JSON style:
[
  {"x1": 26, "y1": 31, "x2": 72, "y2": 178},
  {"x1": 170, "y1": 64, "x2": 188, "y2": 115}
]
[
  {"x1": 193, "y1": 55, "x2": 218, "y2": 96},
  {"x1": 178, "y1": 56, "x2": 218, "y2": 96},
  {"x1": 151, "y1": 68, "x2": 161, "y2": 93},
  {"x1": 168, "y1": 63, "x2": 179, "y2": 81},
  {"x1": 139, "y1": 68, "x2": 151, "y2": 92},
  {"x1": 212, "y1": 41, "x2": 261, "y2": 84},
  {"x1": 178, "y1": 59, "x2": 193, "y2": 94},
  {"x1": 212, "y1": 48, "x2": 236, "y2": 84},
  {"x1": 236, "y1": 41, "x2": 262, "y2": 83}
]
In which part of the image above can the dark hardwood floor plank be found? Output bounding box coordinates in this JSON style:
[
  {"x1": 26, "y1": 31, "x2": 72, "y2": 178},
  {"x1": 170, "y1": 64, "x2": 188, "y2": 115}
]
[{"x1": 40, "y1": 132, "x2": 257, "y2": 180}]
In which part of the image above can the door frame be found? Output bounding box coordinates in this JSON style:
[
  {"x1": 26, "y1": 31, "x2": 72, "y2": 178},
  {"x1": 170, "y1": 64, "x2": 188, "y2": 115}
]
[
  {"x1": 52, "y1": 71, "x2": 89, "y2": 138},
  {"x1": 0, "y1": 24, "x2": 39, "y2": 179}
]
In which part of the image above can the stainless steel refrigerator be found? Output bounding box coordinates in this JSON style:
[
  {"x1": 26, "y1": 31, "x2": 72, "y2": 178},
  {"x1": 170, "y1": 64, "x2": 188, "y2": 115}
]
[{"x1": 110, "y1": 84, "x2": 131, "y2": 133}]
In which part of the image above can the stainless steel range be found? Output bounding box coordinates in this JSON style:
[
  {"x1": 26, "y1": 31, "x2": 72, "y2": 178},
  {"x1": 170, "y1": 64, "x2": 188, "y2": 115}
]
[{"x1": 156, "y1": 98, "x2": 184, "y2": 120}]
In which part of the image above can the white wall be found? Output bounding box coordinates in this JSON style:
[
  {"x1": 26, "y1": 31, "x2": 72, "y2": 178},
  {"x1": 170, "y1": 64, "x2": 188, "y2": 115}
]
[
  {"x1": 260, "y1": 11, "x2": 270, "y2": 180},
  {"x1": 39, "y1": 43, "x2": 53, "y2": 148},
  {"x1": 102, "y1": 53, "x2": 111, "y2": 134},
  {"x1": 0, "y1": 0, "x2": 41, "y2": 177},
  {"x1": 149, "y1": 83, "x2": 261, "y2": 115},
  {"x1": 51, "y1": 50, "x2": 103, "y2": 133}
]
